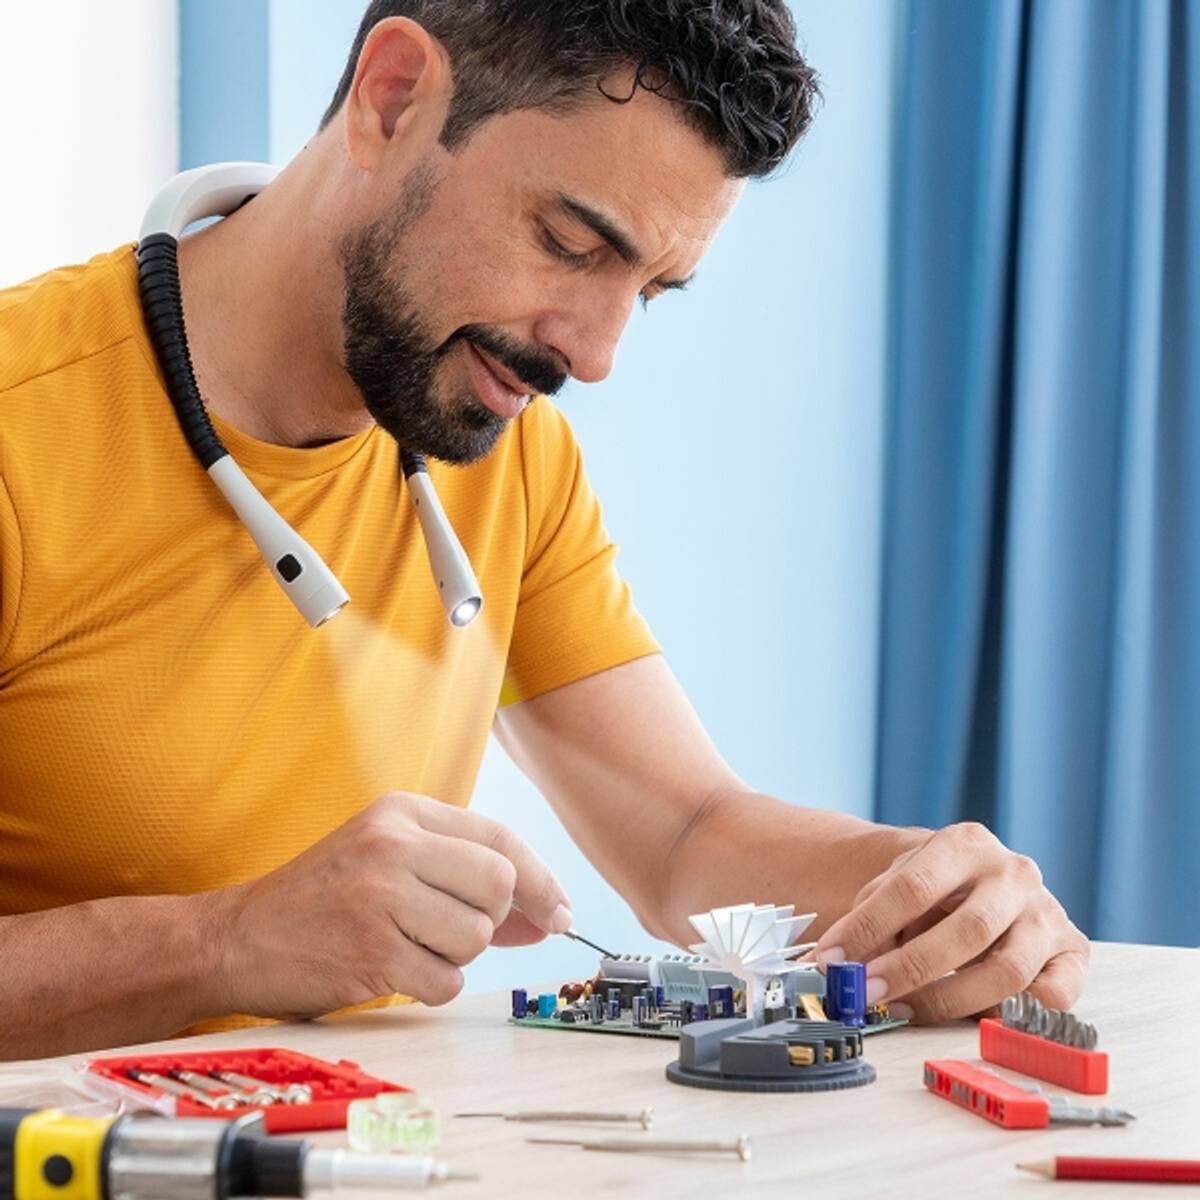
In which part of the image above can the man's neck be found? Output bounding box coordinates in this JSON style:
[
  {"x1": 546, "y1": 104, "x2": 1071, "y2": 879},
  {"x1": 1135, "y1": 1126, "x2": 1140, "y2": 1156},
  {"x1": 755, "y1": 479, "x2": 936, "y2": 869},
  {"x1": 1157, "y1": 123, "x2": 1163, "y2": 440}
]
[{"x1": 176, "y1": 158, "x2": 374, "y2": 449}]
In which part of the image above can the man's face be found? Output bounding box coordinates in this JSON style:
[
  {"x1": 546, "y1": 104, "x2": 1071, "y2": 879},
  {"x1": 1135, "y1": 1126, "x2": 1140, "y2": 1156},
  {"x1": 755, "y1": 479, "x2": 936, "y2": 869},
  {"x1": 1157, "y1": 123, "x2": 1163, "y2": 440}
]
[{"x1": 340, "y1": 81, "x2": 743, "y2": 464}]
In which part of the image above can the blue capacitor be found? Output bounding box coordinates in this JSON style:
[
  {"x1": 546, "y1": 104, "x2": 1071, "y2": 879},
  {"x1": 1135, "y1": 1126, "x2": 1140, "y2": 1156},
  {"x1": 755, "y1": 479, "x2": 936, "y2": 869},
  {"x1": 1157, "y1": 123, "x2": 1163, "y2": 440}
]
[
  {"x1": 632, "y1": 995, "x2": 648, "y2": 1027},
  {"x1": 607, "y1": 988, "x2": 621, "y2": 1020},
  {"x1": 511, "y1": 988, "x2": 528, "y2": 1019},
  {"x1": 654, "y1": 986, "x2": 666, "y2": 1008},
  {"x1": 708, "y1": 985, "x2": 734, "y2": 1018},
  {"x1": 693, "y1": 1003, "x2": 709, "y2": 1022},
  {"x1": 537, "y1": 992, "x2": 557, "y2": 1019},
  {"x1": 825, "y1": 962, "x2": 867, "y2": 1028}
]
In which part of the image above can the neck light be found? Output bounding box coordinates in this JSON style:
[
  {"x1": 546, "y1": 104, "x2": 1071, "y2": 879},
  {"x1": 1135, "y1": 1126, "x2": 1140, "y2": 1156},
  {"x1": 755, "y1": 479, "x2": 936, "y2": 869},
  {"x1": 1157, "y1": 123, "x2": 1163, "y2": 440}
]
[{"x1": 137, "y1": 163, "x2": 483, "y2": 630}]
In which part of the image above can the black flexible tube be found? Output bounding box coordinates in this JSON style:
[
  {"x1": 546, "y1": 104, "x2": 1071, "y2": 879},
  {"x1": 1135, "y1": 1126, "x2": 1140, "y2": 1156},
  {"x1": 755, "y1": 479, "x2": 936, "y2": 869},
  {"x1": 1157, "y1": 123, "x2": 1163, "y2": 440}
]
[{"x1": 136, "y1": 234, "x2": 228, "y2": 470}]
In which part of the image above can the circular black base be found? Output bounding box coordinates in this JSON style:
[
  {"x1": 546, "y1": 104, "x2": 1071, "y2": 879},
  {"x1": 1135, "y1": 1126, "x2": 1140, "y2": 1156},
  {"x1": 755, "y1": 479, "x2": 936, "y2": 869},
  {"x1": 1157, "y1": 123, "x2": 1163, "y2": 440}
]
[{"x1": 666, "y1": 1057, "x2": 876, "y2": 1093}]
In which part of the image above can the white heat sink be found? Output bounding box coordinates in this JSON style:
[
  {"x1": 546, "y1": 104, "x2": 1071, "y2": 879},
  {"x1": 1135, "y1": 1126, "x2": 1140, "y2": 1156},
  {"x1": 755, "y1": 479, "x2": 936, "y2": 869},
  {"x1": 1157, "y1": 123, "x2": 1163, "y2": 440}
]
[{"x1": 687, "y1": 903, "x2": 818, "y2": 1024}]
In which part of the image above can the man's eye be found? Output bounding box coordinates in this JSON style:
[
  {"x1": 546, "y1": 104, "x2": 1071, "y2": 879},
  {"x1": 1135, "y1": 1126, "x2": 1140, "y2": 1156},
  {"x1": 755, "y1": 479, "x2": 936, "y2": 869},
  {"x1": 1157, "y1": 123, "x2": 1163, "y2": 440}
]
[{"x1": 541, "y1": 227, "x2": 593, "y2": 268}]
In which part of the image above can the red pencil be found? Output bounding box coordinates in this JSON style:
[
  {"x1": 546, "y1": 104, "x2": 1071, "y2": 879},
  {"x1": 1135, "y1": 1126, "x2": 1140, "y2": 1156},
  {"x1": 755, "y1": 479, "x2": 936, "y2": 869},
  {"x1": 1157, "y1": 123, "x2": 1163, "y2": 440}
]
[{"x1": 1019, "y1": 1158, "x2": 1200, "y2": 1184}]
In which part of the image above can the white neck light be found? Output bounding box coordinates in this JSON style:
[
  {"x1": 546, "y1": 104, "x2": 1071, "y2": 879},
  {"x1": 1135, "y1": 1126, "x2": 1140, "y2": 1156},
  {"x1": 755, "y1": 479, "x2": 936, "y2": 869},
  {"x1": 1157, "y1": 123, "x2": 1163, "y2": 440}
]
[{"x1": 140, "y1": 163, "x2": 483, "y2": 630}]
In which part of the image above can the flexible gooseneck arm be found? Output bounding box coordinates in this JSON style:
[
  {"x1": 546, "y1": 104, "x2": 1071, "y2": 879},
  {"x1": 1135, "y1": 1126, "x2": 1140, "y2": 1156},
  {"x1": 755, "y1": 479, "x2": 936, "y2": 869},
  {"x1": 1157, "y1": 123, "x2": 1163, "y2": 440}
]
[{"x1": 137, "y1": 162, "x2": 482, "y2": 630}]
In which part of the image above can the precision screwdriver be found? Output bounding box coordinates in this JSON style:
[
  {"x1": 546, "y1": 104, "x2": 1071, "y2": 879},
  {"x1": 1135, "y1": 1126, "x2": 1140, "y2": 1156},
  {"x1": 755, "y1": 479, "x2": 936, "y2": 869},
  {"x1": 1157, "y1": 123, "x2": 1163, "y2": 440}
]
[{"x1": 0, "y1": 1108, "x2": 477, "y2": 1200}]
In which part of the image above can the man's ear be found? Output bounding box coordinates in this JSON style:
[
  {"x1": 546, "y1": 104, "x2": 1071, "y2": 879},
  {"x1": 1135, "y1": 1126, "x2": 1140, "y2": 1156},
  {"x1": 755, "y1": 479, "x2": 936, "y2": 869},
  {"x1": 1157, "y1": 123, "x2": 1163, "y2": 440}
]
[{"x1": 343, "y1": 17, "x2": 451, "y2": 169}]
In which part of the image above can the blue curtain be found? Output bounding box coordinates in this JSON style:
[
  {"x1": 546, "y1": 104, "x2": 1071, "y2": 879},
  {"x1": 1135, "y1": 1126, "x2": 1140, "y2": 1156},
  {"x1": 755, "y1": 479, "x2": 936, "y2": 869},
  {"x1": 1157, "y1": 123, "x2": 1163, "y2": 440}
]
[{"x1": 878, "y1": 0, "x2": 1199, "y2": 945}]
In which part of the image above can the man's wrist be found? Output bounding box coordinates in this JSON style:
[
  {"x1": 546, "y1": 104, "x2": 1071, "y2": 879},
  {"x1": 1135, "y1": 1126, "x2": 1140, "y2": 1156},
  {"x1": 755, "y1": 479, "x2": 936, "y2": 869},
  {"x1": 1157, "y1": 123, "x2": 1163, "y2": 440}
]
[{"x1": 184, "y1": 886, "x2": 241, "y2": 1019}]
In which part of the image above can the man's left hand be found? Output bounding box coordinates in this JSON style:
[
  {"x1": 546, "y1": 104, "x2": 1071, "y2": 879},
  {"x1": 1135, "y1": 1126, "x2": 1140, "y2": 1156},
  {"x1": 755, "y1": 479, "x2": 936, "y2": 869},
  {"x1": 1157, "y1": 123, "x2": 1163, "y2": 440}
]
[{"x1": 814, "y1": 822, "x2": 1090, "y2": 1023}]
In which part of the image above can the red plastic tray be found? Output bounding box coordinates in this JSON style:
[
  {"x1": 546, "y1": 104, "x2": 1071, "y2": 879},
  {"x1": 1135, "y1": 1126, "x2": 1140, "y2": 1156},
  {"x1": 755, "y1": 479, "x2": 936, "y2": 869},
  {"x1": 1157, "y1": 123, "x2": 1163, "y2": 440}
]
[
  {"x1": 84, "y1": 1047, "x2": 407, "y2": 1133},
  {"x1": 979, "y1": 1018, "x2": 1109, "y2": 1095}
]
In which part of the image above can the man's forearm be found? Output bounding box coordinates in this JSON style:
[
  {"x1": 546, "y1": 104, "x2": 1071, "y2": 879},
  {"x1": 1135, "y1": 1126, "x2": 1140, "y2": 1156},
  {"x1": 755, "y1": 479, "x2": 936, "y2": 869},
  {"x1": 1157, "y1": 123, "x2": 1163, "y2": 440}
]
[
  {"x1": 655, "y1": 787, "x2": 930, "y2": 946},
  {"x1": 0, "y1": 892, "x2": 227, "y2": 1061}
]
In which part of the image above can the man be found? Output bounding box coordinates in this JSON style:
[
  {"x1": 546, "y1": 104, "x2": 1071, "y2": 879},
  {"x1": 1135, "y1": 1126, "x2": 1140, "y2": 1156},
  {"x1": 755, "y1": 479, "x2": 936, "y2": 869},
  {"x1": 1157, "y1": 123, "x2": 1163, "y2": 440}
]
[{"x1": 0, "y1": 1, "x2": 1087, "y2": 1059}]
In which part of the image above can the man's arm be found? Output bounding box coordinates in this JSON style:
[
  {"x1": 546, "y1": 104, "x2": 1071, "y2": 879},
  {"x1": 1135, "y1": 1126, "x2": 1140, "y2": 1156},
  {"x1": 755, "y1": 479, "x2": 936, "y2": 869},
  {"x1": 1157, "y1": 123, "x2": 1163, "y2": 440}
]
[
  {"x1": 0, "y1": 794, "x2": 571, "y2": 1061},
  {"x1": 494, "y1": 654, "x2": 1089, "y2": 1022},
  {"x1": 0, "y1": 894, "x2": 226, "y2": 1059}
]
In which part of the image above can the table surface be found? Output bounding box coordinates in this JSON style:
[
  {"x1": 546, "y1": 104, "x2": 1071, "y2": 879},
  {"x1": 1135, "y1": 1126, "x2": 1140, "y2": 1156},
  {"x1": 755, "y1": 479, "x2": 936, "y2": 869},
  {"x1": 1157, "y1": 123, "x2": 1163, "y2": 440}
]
[{"x1": 8, "y1": 941, "x2": 1199, "y2": 1198}]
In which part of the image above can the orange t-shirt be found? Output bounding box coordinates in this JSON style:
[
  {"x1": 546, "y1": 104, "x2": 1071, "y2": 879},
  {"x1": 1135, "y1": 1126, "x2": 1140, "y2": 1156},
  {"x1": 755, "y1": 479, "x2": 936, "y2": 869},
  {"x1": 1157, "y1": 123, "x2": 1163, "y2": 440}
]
[{"x1": 0, "y1": 247, "x2": 658, "y2": 1029}]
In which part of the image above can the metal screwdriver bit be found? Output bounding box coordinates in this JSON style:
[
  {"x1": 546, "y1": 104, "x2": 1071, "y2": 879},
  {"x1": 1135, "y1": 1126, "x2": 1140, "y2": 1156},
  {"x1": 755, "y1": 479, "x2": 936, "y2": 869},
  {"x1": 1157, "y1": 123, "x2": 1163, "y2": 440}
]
[
  {"x1": 128, "y1": 1069, "x2": 239, "y2": 1111},
  {"x1": 528, "y1": 1135, "x2": 751, "y2": 1161}
]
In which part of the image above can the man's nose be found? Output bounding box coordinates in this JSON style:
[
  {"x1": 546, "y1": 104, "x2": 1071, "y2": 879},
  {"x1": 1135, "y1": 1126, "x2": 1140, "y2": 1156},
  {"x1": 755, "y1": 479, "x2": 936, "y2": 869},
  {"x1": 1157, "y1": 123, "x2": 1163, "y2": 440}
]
[{"x1": 533, "y1": 290, "x2": 636, "y2": 386}]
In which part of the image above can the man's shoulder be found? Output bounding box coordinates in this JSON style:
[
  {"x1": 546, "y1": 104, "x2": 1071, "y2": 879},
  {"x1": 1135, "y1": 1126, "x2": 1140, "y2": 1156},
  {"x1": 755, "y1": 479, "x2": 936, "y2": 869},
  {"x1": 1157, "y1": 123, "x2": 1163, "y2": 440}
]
[{"x1": 0, "y1": 245, "x2": 144, "y2": 397}]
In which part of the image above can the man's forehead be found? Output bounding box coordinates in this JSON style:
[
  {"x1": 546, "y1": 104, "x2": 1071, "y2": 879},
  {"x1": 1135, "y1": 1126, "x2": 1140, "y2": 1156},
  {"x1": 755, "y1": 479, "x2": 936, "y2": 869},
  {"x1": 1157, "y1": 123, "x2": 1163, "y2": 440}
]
[{"x1": 462, "y1": 84, "x2": 742, "y2": 263}]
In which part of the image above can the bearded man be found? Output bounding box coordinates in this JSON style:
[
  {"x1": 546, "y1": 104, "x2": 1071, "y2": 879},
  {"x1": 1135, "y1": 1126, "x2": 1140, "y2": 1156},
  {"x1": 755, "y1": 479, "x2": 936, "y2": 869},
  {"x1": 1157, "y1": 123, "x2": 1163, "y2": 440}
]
[{"x1": 0, "y1": 1, "x2": 1088, "y2": 1058}]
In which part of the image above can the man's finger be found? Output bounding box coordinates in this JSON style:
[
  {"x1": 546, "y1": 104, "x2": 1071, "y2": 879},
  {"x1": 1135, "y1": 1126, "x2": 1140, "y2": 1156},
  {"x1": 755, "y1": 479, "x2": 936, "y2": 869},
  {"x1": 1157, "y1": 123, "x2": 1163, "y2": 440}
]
[
  {"x1": 816, "y1": 836, "x2": 976, "y2": 965},
  {"x1": 859, "y1": 877, "x2": 1025, "y2": 1003},
  {"x1": 491, "y1": 909, "x2": 549, "y2": 948},
  {"x1": 888, "y1": 916, "x2": 1059, "y2": 1023},
  {"x1": 395, "y1": 881, "x2": 497, "y2": 968},
  {"x1": 412, "y1": 797, "x2": 572, "y2": 933},
  {"x1": 413, "y1": 832, "x2": 520, "y2": 928}
]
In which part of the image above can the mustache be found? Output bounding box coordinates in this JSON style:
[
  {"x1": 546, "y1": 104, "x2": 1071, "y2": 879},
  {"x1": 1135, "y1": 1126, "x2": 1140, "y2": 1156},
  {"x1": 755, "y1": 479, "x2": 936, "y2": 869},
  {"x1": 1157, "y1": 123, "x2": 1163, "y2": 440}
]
[{"x1": 443, "y1": 324, "x2": 569, "y2": 398}]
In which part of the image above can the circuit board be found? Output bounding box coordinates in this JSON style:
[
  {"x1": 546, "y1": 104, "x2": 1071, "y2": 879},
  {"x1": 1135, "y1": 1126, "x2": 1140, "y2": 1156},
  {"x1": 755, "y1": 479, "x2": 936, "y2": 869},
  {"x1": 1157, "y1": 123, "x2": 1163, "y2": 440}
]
[
  {"x1": 508, "y1": 1013, "x2": 908, "y2": 1039},
  {"x1": 508, "y1": 952, "x2": 908, "y2": 1040}
]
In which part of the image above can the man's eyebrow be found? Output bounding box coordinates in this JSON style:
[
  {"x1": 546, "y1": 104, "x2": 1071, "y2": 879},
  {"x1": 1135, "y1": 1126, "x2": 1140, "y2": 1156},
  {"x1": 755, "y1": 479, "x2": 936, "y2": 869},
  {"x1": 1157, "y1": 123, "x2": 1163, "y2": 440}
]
[
  {"x1": 556, "y1": 193, "x2": 644, "y2": 267},
  {"x1": 555, "y1": 193, "x2": 696, "y2": 292}
]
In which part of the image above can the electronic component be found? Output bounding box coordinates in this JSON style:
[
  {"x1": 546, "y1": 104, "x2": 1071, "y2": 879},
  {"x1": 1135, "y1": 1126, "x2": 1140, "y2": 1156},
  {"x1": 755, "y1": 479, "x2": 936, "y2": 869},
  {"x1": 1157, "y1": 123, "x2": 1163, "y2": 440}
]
[
  {"x1": 923, "y1": 1061, "x2": 1135, "y2": 1129},
  {"x1": 797, "y1": 993, "x2": 827, "y2": 1022},
  {"x1": 687, "y1": 904, "x2": 816, "y2": 1024},
  {"x1": 537, "y1": 994, "x2": 556, "y2": 1019},
  {"x1": 511, "y1": 989, "x2": 527, "y2": 1019},
  {"x1": 528, "y1": 1135, "x2": 751, "y2": 1161},
  {"x1": 979, "y1": 993, "x2": 1109, "y2": 1094},
  {"x1": 824, "y1": 963, "x2": 867, "y2": 1028},
  {"x1": 667, "y1": 1018, "x2": 875, "y2": 1093}
]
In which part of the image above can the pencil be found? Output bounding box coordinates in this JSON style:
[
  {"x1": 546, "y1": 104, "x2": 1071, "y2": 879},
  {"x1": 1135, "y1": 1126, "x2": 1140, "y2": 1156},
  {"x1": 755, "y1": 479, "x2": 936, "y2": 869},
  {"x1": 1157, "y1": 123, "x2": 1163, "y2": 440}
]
[{"x1": 1019, "y1": 1157, "x2": 1200, "y2": 1183}]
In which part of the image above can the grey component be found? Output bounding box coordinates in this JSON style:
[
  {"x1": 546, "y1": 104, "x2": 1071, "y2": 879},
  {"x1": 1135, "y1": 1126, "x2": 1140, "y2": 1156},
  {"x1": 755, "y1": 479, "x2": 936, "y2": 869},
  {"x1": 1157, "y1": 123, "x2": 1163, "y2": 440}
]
[
  {"x1": 106, "y1": 1112, "x2": 236, "y2": 1200},
  {"x1": 668, "y1": 1019, "x2": 876, "y2": 1094},
  {"x1": 1048, "y1": 1101, "x2": 1136, "y2": 1127}
]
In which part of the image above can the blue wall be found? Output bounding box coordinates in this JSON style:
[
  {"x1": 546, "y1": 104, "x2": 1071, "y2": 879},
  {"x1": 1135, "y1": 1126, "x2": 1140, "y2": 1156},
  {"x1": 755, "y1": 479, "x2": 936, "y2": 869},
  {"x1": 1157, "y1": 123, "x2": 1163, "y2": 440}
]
[{"x1": 178, "y1": 1, "x2": 899, "y2": 991}]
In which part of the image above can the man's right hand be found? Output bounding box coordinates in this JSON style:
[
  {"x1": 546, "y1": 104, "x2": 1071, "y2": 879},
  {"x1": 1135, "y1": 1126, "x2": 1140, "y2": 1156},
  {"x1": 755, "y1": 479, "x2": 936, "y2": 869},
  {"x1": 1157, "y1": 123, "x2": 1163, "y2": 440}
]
[{"x1": 204, "y1": 792, "x2": 572, "y2": 1019}]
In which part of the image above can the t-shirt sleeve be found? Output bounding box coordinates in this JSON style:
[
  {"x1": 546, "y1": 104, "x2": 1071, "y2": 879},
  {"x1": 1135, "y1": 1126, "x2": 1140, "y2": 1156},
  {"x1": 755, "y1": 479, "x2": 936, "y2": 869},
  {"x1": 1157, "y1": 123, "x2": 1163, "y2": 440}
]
[
  {"x1": 500, "y1": 401, "x2": 660, "y2": 706},
  {"x1": 0, "y1": 470, "x2": 22, "y2": 665}
]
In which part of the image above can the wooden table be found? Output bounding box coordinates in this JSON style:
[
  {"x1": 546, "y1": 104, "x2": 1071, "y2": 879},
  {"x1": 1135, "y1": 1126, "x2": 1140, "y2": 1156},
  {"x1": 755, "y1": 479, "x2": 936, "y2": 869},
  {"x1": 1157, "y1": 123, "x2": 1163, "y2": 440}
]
[{"x1": 9, "y1": 942, "x2": 1199, "y2": 1197}]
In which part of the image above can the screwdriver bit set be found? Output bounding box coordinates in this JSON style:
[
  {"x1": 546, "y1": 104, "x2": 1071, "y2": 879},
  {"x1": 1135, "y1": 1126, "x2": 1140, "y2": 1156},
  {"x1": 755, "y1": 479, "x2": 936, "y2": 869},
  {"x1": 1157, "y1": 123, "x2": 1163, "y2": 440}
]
[
  {"x1": 82, "y1": 1048, "x2": 407, "y2": 1132},
  {"x1": 979, "y1": 991, "x2": 1109, "y2": 1094}
]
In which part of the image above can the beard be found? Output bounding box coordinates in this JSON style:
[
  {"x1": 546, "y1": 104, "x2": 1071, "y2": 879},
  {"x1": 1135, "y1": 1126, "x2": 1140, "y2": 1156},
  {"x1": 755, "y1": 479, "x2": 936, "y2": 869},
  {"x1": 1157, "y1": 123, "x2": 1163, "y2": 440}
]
[{"x1": 338, "y1": 177, "x2": 568, "y2": 466}]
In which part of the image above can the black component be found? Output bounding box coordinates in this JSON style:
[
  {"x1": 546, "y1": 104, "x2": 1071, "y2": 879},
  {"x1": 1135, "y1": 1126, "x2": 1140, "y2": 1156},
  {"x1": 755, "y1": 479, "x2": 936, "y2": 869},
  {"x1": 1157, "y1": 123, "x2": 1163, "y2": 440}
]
[
  {"x1": 667, "y1": 1019, "x2": 876, "y2": 1094},
  {"x1": 136, "y1": 234, "x2": 228, "y2": 471},
  {"x1": 526, "y1": 997, "x2": 539, "y2": 1015},
  {"x1": 41, "y1": 1155, "x2": 73, "y2": 1187},
  {"x1": 400, "y1": 450, "x2": 428, "y2": 480},
  {"x1": 276, "y1": 555, "x2": 304, "y2": 584},
  {"x1": 223, "y1": 1127, "x2": 305, "y2": 1199},
  {"x1": 0, "y1": 1109, "x2": 31, "y2": 1200},
  {"x1": 559, "y1": 1010, "x2": 579, "y2": 1024}
]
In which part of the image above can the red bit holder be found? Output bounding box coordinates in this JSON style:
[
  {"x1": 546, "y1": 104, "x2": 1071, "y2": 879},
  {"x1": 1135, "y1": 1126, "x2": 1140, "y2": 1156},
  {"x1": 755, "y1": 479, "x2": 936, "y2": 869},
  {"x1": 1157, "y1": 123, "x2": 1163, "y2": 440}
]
[
  {"x1": 979, "y1": 1018, "x2": 1109, "y2": 1095},
  {"x1": 84, "y1": 1047, "x2": 406, "y2": 1133},
  {"x1": 924, "y1": 1059, "x2": 1053, "y2": 1128}
]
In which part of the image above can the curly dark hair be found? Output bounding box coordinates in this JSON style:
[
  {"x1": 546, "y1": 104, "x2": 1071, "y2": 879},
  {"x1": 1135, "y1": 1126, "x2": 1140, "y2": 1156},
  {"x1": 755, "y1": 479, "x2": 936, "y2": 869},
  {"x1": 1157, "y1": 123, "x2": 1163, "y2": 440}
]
[{"x1": 321, "y1": 1, "x2": 820, "y2": 178}]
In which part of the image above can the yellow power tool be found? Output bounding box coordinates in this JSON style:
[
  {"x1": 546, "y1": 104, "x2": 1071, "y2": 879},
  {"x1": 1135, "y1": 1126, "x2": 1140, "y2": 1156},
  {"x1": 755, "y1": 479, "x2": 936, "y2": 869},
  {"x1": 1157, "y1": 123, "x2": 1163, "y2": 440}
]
[{"x1": 0, "y1": 1108, "x2": 473, "y2": 1200}]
